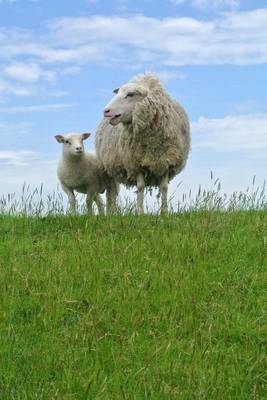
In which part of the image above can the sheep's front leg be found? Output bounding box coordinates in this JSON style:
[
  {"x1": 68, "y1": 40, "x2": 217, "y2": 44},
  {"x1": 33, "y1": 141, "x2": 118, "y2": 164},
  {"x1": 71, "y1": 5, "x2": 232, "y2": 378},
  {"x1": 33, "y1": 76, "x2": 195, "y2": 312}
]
[
  {"x1": 106, "y1": 179, "x2": 118, "y2": 214},
  {"x1": 86, "y1": 191, "x2": 93, "y2": 215},
  {"x1": 61, "y1": 183, "x2": 76, "y2": 214},
  {"x1": 137, "y1": 172, "x2": 145, "y2": 214},
  {"x1": 94, "y1": 193, "x2": 105, "y2": 215},
  {"x1": 160, "y1": 172, "x2": 169, "y2": 214}
]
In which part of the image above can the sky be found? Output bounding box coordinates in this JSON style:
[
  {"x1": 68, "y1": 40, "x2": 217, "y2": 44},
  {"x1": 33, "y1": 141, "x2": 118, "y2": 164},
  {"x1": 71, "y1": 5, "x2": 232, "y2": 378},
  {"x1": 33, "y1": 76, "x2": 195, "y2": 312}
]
[{"x1": 0, "y1": 0, "x2": 266, "y2": 207}]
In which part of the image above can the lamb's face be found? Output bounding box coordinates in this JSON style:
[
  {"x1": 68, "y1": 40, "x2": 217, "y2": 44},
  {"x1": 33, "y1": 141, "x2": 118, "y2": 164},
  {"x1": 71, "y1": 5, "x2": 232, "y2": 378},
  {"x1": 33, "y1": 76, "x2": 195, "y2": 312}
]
[
  {"x1": 55, "y1": 133, "x2": 91, "y2": 156},
  {"x1": 103, "y1": 83, "x2": 148, "y2": 126}
]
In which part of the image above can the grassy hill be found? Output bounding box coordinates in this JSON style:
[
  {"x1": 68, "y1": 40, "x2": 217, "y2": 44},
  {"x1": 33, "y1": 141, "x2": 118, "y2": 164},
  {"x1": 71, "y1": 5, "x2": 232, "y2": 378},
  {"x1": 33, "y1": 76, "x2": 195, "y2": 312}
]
[{"x1": 0, "y1": 210, "x2": 266, "y2": 399}]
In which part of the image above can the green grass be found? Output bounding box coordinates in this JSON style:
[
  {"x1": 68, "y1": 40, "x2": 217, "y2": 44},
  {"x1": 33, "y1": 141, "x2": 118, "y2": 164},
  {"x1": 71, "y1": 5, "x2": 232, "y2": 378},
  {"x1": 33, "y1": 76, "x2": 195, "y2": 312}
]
[{"x1": 0, "y1": 210, "x2": 266, "y2": 399}]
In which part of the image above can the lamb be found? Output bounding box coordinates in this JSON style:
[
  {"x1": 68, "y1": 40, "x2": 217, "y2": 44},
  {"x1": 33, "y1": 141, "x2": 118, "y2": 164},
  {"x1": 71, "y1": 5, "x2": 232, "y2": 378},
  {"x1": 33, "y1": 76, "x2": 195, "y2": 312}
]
[
  {"x1": 55, "y1": 132, "x2": 108, "y2": 215},
  {"x1": 95, "y1": 73, "x2": 190, "y2": 214}
]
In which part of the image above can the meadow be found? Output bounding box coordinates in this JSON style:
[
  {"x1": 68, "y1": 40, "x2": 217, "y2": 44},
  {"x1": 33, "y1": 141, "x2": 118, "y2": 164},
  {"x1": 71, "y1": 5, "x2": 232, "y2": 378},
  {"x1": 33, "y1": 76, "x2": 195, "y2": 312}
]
[{"x1": 0, "y1": 182, "x2": 266, "y2": 399}]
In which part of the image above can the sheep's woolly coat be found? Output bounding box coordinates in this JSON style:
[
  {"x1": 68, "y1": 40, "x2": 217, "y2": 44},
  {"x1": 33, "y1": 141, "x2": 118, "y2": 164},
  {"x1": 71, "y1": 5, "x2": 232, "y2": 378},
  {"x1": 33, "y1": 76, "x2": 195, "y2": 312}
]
[{"x1": 95, "y1": 74, "x2": 190, "y2": 187}]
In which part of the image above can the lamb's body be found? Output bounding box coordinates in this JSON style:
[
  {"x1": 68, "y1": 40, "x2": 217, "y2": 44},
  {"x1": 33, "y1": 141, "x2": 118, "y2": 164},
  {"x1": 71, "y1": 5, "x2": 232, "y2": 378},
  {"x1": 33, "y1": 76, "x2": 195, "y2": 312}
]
[
  {"x1": 56, "y1": 133, "x2": 108, "y2": 214},
  {"x1": 95, "y1": 74, "x2": 190, "y2": 213},
  {"x1": 57, "y1": 152, "x2": 105, "y2": 194}
]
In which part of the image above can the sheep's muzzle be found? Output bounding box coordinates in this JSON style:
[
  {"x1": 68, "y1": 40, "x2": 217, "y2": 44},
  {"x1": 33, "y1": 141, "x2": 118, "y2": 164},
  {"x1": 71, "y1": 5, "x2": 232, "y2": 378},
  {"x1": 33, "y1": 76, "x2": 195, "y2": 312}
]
[{"x1": 109, "y1": 115, "x2": 121, "y2": 125}]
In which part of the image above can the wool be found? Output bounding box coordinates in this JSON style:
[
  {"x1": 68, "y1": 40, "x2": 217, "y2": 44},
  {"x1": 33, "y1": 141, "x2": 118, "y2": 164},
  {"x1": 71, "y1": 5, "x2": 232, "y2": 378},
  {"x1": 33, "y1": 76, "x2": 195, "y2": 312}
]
[{"x1": 95, "y1": 74, "x2": 190, "y2": 188}]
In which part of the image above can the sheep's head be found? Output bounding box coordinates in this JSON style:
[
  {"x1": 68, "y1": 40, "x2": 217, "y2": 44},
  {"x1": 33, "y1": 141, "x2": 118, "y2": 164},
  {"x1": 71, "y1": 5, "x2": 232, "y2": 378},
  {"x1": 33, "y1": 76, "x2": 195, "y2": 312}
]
[
  {"x1": 103, "y1": 83, "x2": 148, "y2": 126},
  {"x1": 55, "y1": 132, "x2": 91, "y2": 156}
]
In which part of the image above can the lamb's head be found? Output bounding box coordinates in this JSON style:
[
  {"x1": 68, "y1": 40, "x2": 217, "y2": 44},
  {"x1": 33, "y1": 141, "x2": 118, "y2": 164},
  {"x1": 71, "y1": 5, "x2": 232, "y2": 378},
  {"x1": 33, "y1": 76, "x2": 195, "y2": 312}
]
[
  {"x1": 55, "y1": 132, "x2": 91, "y2": 157},
  {"x1": 103, "y1": 83, "x2": 148, "y2": 126}
]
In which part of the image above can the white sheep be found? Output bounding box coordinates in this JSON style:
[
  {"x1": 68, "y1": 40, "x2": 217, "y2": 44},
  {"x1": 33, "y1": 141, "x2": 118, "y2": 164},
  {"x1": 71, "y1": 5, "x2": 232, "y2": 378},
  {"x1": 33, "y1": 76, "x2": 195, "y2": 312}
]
[
  {"x1": 55, "y1": 132, "x2": 107, "y2": 215},
  {"x1": 95, "y1": 74, "x2": 190, "y2": 214}
]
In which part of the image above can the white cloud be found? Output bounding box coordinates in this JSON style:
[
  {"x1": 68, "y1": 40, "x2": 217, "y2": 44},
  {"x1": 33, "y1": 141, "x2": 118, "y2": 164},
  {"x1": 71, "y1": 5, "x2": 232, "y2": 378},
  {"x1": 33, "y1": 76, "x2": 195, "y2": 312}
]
[
  {"x1": 156, "y1": 70, "x2": 186, "y2": 82},
  {"x1": 192, "y1": 113, "x2": 267, "y2": 153},
  {"x1": 49, "y1": 90, "x2": 69, "y2": 98},
  {"x1": 172, "y1": 0, "x2": 240, "y2": 10},
  {"x1": 0, "y1": 150, "x2": 42, "y2": 166},
  {"x1": 0, "y1": 61, "x2": 77, "y2": 99},
  {"x1": 45, "y1": 9, "x2": 267, "y2": 66},
  {"x1": 4, "y1": 62, "x2": 56, "y2": 83},
  {"x1": 169, "y1": 112, "x2": 267, "y2": 201},
  {"x1": 1, "y1": 8, "x2": 267, "y2": 67},
  {"x1": 0, "y1": 157, "x2": 58, "y2": 201},
  {"x1": 0, "y1": 78, "x2": 33, "y2": 96},
  {"x1": 1, "y1": 102, "x2": 75, "y2": 113},
  {"x1": 0, "y1": 121, "x2": 33, "y2": 135}
]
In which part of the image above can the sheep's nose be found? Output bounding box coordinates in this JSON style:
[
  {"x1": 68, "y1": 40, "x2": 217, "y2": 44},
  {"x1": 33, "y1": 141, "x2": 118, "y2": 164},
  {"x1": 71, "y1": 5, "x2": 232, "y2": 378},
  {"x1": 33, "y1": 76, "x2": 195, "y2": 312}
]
[
  {"x1": 76, "y1": 146, "x2": 82, "y2": 151},
  {"x1": 104, "y1": 108, "x2": 111, "y2": 117}
]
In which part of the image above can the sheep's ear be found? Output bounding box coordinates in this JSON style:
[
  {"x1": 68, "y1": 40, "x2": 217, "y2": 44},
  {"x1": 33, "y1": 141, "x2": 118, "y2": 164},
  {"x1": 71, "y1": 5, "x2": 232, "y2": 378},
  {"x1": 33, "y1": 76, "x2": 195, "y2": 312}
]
[
  {"x1": 113, "y1": 88, "x2": 119, "y2": 94},
  {"x1": 55, "y1": 135, "x2": 65, "y2": 143},
  {"x1": 82, "y1": 133, "x2": 91, "y2": 141}
]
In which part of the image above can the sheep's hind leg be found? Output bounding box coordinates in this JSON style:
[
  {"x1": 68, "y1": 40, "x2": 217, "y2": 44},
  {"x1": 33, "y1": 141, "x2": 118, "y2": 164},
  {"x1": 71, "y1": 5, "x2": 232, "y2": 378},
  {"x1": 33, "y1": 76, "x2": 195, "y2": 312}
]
[
  {"x1": 61, "y1": 183, "x2": 76, "y2": 214},
  {"x1": 106, "y1": 179, "x2": 119, "y2": 214},
  {"x1": 160, "y1": 172, "x2": 169, "y2": 214},
  {"x1": 137, "y1": 172, "x2": 145, "y2": 214},
  {"x1": 94, "y1": 193, "x2": 105, "y2": 215}
]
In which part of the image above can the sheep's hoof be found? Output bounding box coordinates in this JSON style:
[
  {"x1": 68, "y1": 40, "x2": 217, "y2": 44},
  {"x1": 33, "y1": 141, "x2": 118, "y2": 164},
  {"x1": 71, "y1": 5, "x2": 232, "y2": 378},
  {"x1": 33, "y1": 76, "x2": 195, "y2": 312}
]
[
  {"x1": 160, "y1": 207, "x2": 168, "y2": 215},
  {"x1": 68, "y1": 210, "x2": 76, "y2": 216}
]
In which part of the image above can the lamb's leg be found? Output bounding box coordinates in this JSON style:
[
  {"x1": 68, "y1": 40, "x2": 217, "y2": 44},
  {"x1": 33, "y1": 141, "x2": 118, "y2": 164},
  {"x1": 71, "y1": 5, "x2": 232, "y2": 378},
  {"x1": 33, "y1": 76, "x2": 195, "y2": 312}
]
[
  {"x1": 61, "y1": 183, "x2": 76, "y2": 214},
  {"x1": 106, "y1": 179, "x2": 118, "y2": 214},
  {"x1": 86, "y1": 191, "x2": 93, "y2": 215},
  {"x1": 94, "y1": 193, "x2": 105, "y2": 215},
  {"x1": 137, "y1": 172, "x2": 145, "y2": 214},
  {"x1": 160, "y1": 172, "x2": 169, "y2": 214}
]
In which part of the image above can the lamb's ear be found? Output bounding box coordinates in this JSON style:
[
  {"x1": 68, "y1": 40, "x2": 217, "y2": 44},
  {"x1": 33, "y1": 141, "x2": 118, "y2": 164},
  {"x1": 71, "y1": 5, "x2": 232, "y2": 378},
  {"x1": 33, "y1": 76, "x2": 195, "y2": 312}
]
[
  {"x1": 82, "y1": 133, "x2": 91, "y2": 141},
  {"x1": 55, "y1": 135, "x2": 65, "y2": 143},
  {"x1": 113, "y1": 88, "x2": 119, "y2": 94},
  {"x1": 132, "y1": 92, "x2": 158, "y2": 134}
]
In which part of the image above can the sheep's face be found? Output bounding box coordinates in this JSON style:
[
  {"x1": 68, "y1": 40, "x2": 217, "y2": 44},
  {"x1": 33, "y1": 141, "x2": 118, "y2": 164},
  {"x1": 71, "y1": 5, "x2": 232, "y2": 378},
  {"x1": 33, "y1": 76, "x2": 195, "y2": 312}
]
[
  {"x1": 103, "y1": 83, "x2": 148, "y2": 126},
  {"x1": 55, "y1": 133, "x2": 91, "y2": 156}
]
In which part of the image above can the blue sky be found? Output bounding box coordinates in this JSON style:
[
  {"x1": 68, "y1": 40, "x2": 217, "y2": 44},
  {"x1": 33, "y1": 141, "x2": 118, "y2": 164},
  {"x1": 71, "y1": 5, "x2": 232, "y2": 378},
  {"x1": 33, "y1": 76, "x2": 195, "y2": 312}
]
[{"x1": 0, "y1": 0, "x2": 266, "y2": 205}]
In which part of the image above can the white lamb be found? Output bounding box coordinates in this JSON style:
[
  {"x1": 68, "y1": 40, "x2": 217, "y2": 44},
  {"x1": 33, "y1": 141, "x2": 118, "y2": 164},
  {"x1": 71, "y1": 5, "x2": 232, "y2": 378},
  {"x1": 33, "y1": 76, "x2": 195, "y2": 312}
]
[{"x1": 55, "y1": 132, "x2": 107, "y2": 215}]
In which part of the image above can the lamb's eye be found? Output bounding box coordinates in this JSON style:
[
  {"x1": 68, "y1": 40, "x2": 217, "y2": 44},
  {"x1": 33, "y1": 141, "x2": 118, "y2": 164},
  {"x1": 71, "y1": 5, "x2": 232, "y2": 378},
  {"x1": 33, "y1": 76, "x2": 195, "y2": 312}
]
[
  {"x1": 65, "y1": 140, "x2": 71, "y2": 145},
  {"x1": 126, "y1": 92, "x2": 135, "y2": 98}
]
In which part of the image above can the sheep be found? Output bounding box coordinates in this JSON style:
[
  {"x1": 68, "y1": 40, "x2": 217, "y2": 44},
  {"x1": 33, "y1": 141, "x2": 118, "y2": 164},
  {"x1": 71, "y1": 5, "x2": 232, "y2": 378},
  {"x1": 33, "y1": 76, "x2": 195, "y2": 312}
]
[
  {"x1": 55, "y1": 132, "x2": 108, "y2": 215},
  {"x1": 95, "y1": 73, "x2": 190, "y2": 214}
]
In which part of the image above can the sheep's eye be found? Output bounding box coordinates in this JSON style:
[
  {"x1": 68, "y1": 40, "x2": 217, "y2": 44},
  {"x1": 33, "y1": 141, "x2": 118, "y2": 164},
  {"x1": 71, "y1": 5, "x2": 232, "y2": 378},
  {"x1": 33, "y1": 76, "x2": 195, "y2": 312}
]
[
  {"x1": 65, "y1": 140, "x2": 71, "y2": 144},
  {"x1": 126, "y1": 92, "x2": 135, "y2": 98}
]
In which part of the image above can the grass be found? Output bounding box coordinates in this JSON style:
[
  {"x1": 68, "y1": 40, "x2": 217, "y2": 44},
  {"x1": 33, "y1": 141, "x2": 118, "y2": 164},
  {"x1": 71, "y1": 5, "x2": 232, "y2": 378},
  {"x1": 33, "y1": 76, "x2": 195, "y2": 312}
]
[
  {"x1": 0, "y1": 175, "x2": 266, "y2": 216},
  {"x1": 0, "y1": 206, "x2": 266, "y2": 399}
]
